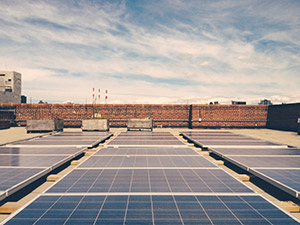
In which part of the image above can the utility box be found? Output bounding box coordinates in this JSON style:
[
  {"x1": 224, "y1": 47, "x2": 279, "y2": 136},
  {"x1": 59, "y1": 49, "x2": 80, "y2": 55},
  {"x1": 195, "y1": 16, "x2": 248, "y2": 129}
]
[
  {"x1": 82, "y1": 119, "x2": 109, "y2": 131},
  {"x1": 127, "y1": 119, "x2": 153, "y2": 131},
  {"x1": 26, "y1": 119, "x2": 64, "y2": 133},
  {"x1": 298, "y1": 118, "x2": 300, "y2": 135}
]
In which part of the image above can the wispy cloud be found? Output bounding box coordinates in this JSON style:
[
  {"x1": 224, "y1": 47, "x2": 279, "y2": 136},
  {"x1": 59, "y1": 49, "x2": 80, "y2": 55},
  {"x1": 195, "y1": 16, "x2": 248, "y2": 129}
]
[{"x1": 0, "y1": 0, "x2": 299, "y2": 104}]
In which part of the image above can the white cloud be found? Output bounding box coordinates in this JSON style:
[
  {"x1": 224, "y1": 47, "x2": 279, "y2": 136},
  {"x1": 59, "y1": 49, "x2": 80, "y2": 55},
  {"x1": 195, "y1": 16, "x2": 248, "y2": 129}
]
[{"x1": 0, "y1": 0, "x2": 299, "y2": 104}]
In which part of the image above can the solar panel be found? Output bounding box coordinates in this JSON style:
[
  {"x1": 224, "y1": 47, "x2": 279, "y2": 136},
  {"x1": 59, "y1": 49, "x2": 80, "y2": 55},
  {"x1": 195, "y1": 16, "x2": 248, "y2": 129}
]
[
  {"x1": 188, "y1": 136, "x2": 257, "y2": 140},
  {"x1": 0, "y1": 155, "x2": 70, "y2": 167},
  {"x1": 112, "y1": 136, "x2": 180, "y2": 140},
  {"x1": 78, "y1": 155, "x2": 217, "y2": 168},
  {"x1": 181, "y1": 131, "x2": 234, "y2": 134},
  {"x1": 193, "y1": 139, "x2": 279, "y2": 146},
  {"x1": 42, "y1": 136, "x2": 105, "y2": 141},
  {"x1": 11, "y1": 140, "x2": 101, "y2": 148},
  {"x1": 94, "y1": 147, "x2": 198, "y2": 156},
  {"x1": 118, "y1": 132, "x2": 174, "y2": 136},
  {"x1": 227, "y1": 156, "x2": 300, "y2": 169},
  {"x1": 210, "y1": 147, "x2": 300, "y2": 156},
  {"x1": 5, "y1": 195, "x2": 298, "y2": 224},
  {"x1": 53, "y1": 132, "x2": 112, "y2": 136},
  {"x1": 0, "y1": 147, "x2": 86, "y2": 155},
  {"x1": 252, "y1": 169, "x2": 300, "y2": 199},
  {"x1": 107, "y1": 140, "x2": 185, "y2": 146},
  {"x1": 0, "y1": 167, "x2": 45, "y2": 192},
  {"x1": 47, "y1": 168, "x2": 253, "y2": 194}
]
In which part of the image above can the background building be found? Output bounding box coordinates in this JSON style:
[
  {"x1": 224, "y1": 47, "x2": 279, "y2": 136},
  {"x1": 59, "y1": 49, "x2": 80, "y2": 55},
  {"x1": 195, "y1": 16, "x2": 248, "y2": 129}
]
[{"x1": 0, "y1": 71, "x2": 21, "y2": 103}]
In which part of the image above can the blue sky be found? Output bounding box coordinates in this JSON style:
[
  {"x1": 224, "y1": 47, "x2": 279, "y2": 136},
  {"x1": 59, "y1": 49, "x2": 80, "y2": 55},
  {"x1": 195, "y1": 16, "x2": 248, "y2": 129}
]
[{"x1": 0, "y1": 0, "x2": 299, "y2": 104}]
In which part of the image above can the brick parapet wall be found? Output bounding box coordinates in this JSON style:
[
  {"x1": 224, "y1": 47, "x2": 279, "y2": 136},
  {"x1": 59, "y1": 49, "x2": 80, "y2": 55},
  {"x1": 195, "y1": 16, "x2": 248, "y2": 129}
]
[{"x1": 0, "y1": 103, "x2": 268, "y2": 128}]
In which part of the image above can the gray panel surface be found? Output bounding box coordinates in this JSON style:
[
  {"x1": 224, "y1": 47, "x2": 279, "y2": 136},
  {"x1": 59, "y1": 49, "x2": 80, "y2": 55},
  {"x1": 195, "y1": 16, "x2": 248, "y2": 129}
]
[
  {"x1": 79, "y1": 155, "x2": 217, "y2": 168},
  {"x1": 0, "y1": 167, "x2": 45, "y2": 191},
  {"x1": 254, "y1": 169, "x2": 300, "y2": 198},
  {"x1": 229, "y1": 156, "x2": 300, "y2": 169},
  {"x1": 0, "y1": 155, "x2": 69, "y2": 167},
  {"x1": 12, "y1": 140, "x2": 100, "y2": 147},
  {"x1": 107, "y1": 140, "x2": 184, "y2": 146},
  {"x1": 47, "y1": 168, "x2": 252, "y2": 193},
  {"x1": 5, "y1": 195, "x2": 298, "y2": 224},
  {"x1": 95, "y1": 147, "x2": 198, "y2": 155},
  {"x1": 118, "y1": 132, "x2": 174, "y2": 136},
  {"x1": 211, "y1": 147, "x2": 300, "y2": 156},
  {"x1": 0, "y1": 147, "x2": 86, "y2": 155},
  {"x1": 53, "y1": 132, "x2": 112, "y2": 136}
]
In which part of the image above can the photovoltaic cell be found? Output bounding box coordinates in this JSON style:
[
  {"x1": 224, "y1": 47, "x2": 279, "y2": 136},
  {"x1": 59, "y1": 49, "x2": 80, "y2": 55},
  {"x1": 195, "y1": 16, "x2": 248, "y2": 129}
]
[
  {"x1": 53, "y1": 132, "x2": 112, "y2": 137},
  {"x1": 5, "y1": 195, "x2": 298, "y2": 224},
  {"x1": 47, "y1": 168, "x2": 253, "y2": 193},
  {"x1": 112, "y1": 136, "x2": 180, "y2": 140},
  {"x1": 79, "y1": 155, "x2": 217, "y2": 168},
  {"x1": 191, "y1": 140, "x2": 280, "y2": 147},
  {"x1": 228, "y1": 156, "x2": 300, "y2": 169},
  {"x1": 0, "y1": 167, "x2": 45, "y2": 191},
  {"x1": 107, "y1": 140, "x2": 185, "y2": 146},
  {"x1": 211, "y1": 147, "x2": 300, "y2": 156},
  {"x1": 118, "y1": 132, "x2": 174, "y2": 136},
  {"x1": 94, "y1": 147, "x2": 198, "y2": 156},
  {"x1": 189, "y1": 136, "x2": 257, "y2": 140},
  {"x1": 11, "y1": 140, "x2": 101, "y2": 147},
  {"x1": 0, "y1": 155, "x2": 69, "y2": 167},
  {"x1": 253, "y1": 169, "x2": 300, "y2": 198},
  {"x1": 0, "y1": 147, "x2": 86, "y2": 155}
]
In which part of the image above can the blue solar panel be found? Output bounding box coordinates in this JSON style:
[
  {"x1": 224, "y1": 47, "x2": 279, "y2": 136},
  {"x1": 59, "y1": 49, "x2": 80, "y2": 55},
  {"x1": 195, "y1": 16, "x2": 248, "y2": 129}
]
[
  {"x1": 0, "y1": 167, "x2": 45, "y2": 191},
  {"x1": 0, "y1": 155, "x2": 70, "y2": 167},
  {"x1": 53, "y1": 132, "x2": 112, "y2": 136},
  {"x1": 118, "y1": 132, "x2": 174, "y2": 136},
  {"x1": 94, "y1": 147, "x2": 198, "y2": 155},
  {"x1": 5, "y1": 195, "x2": 298, "y2": 224},
  {"x1": 12, "y1": 139, "x2": 101, "y2": 147},
  {"x1": 47, "y1": 168, "x2": 253, "y2": 193},
  {"x1": 192, "y1": 140, "x2": 280, "y2": 147},
  {"x1": 253, "y1": 169, "x2": 300, "y2": 198},
  {"x1": 107, "y1": 140, "x2": 185, "y2": 146},
  {"x1": 79, "y1": 156, "x2": 217, "y2": 168},
  {"x1": 0, "y1": 147, "x2": 86, "y2": 155},
  {"x1": 211, "y1": 147, "x2": 300, "y2": 156},
  {"x1": 228, "y1": 156, "x2": 300, "y2": 169}
]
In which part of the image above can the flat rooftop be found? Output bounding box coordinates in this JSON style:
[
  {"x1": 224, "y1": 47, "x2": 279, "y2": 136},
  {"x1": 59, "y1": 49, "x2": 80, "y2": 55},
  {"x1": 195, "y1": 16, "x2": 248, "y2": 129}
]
[{"x1": 0, "y1": 127, "x2": 300, "y2": 224}]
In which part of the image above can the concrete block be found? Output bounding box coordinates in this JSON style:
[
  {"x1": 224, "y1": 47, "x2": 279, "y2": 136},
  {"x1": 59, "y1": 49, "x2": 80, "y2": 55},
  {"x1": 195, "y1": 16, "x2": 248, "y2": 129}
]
[
  {"x1": 85, "y1": 152, "x2": 94, "y2": 156},
  {"x1": 281, "y1": 201, "x2": 300, "y2": 212},
  {"x1": 213, "y1": 160, "x2": 224, "y2": 165},
  {"x1": 71, "y1": 160, "x2": 80, "y2": 165},
  {"x1": 127, "y1": 119, "x2": 153, "y2": 131},
  {"x1": 82, "y1": 119, "x2": 109, "y2": 131},
  {"x1": 237, "y1": 174, "x2": 250, "y2": 182},
  {"x1": 200, "y1": 151, "x2": 210, "y2": 156},
  {"x1": 0, "y1": 202, "x2": 21, "y2": 213},
  {"x1": 47, "y1": 175, "x2": 61, "y2": 182},
  {"x1": 26, "y1": 119, "x2": 64, "y2": 132}
]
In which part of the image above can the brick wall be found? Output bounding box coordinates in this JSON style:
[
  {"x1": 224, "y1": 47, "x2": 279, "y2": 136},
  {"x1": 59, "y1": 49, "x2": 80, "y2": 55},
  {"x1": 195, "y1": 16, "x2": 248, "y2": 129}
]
[
  {"x1": 0, "y1": 103, "x2": 268, "y2": 128},
  {"x1": 266, "y1": 103, "x2": 300, "y2": 131},
  {"x1": 192, "y1": 105, "x2": 267, "y2": 128}
]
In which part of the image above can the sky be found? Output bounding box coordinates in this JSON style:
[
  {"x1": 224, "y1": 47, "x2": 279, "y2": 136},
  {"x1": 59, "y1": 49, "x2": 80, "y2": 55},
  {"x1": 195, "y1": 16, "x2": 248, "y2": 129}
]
[{"x1": 0, "y1": 0, "x2": 299, "y2": 104}]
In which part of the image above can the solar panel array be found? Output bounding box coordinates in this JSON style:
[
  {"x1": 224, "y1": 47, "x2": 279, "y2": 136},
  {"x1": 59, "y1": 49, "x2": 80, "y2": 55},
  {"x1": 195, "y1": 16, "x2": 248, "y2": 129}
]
[
  {"x1": 0, "y1": 132, "x2": 112, "y2": 202},
  {"x1": 10, "y1": 132, "x2": 112, "y2": 148},
  {"x1": 181, "y1": 130, "x2": 300, "y2": 201},
  {"x1": 181, "y1": 131, "x2": 283, "y2": 149},
  {"x1": 4, "y1": 131, "x2": 299, "y2": 224}
]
